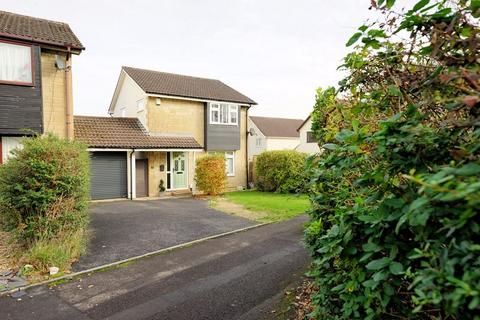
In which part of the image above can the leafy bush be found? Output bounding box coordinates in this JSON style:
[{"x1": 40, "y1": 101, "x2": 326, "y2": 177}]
[
  {"x1": 255, "y1": 150, "x2": 307, "y2": 193},
  {"x1": 0, "y1": 134, "x2": 90, "y2": 242},
  {"x1": 195, "y1": 154, "x2": 227, "y2": 195},
  {"x1": 304, "y1": 1, "x2": 479, "y2": 319}
]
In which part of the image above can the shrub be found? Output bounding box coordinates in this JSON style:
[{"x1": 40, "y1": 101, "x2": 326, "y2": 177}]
[
  {"x1": 195, "y1": 154, "x2": 227, "y2": 195},
  {"x1": 255, "y1": 150, "x2": 307, "y2": 193},
  {"x1": 0, "y1": 134, "x2": 90, "y2": 242},
  {"x1": 304, "y1": 1, "x2": 479, "y2": 319}
]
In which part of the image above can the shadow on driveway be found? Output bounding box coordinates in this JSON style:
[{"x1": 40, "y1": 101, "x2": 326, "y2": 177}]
[{"x1": 73, "y1": 198, "x2": 256, "y2": 271}]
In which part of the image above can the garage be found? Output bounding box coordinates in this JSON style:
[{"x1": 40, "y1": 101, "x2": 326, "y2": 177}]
[{"x1": 90, "y1": 152, "x2": 127, "y2": 200}]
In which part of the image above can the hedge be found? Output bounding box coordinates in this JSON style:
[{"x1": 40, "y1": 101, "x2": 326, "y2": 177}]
[
  {"x1": 304, "y1": 1, "x2": 480, "y2": 319},
  {"x1": 255, "y1": 150, "x2": 307, "y2": 193},
  {"x1": 195, "y1": 154, "x2": 227, "y2": 195}
]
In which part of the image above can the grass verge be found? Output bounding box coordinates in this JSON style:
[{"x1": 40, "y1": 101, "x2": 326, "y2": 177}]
[{"x1": 211, "y1": 190, "x2": 310, "y2": 223}]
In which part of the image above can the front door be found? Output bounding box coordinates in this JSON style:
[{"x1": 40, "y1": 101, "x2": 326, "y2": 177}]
[
  {"x1": 135, "y1": 159, "x2": 148, "y2": 197},
  {"x1": 171, "y1": 152, "x2": 187, "y2": 189}
]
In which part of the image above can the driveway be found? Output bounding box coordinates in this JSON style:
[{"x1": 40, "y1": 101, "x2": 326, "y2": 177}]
[
  {"x1": 1, "y1": 216, "x2": 309, "y2": 320},
  {"x1": 73, "y1": 198, "x2": 256, "y2": 271}
]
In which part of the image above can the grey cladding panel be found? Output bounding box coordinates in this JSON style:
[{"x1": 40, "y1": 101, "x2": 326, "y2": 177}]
[
  {"x1": 90, "y1": 152, "x2": 128, "y2": 200},
  {"x1": 0, "y1": 45, "x2": 43, "y2": 135},
  {"x1": 205, "y1": 103, "x2": 240, "y2": 151}
]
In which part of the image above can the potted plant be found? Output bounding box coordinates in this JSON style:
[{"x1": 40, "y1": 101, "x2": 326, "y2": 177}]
[{"x1": 159, "y1": 179, "x2": 166, "y2": 196}]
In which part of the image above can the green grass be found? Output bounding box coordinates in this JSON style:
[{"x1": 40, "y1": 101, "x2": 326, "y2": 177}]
[{"x1": 223, "y1": 191, "x2": 310, "y2": 223}]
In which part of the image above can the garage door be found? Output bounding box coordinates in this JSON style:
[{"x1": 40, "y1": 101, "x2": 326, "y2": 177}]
[{"x1": 90, "y1": 152, "x2": 127, "y2": 200}]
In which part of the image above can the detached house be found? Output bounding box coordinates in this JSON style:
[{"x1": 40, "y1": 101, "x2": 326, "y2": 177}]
[
  {"x1": 0, "y1": 11, "x2": 84, "y2": 163},
  {"x1": 247, "y1": 116, "x2": 304, "y2": 160},
  {"x1": 295, "y1": 115, "x2": 320, "y2": 154},
  {"x1": 75, "y1": 67, "x2": 256, "y2": 200}
]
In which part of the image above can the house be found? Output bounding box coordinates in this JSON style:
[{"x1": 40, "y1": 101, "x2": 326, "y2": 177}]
[
  {"x1": 0, "y1": 10, "x2": 84, "y2": 163},
  {"x1": 247, "y1": 116, "x2": 304, "y2": 160},
  {"x1": 75, "y1": 66, "x2": 257, "y2": 200},
  {"x1": 295, "y1": 114, "x2": 320, "y2": 154}
]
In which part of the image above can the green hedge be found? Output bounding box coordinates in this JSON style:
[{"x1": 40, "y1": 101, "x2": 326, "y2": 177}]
[
  {"x1": 304, "y1": 1, "x2": 480, "y2": 319},
  {"x1": 0, "y1": 134, "x2": 90, "y2": 242},
  {"x1": 255, "y1": 150, "x2": 307, "y2": 193}
]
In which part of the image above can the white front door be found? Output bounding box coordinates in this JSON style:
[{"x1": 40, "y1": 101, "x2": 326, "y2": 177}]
[{"x1": 171, "y1": 152, "x2": 187, "y2": 189}]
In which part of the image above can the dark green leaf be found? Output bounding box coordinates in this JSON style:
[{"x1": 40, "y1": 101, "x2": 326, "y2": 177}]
[
  {"x1": 412, "y1": 0, "x2": 429, "y2": 12},
  {"x1": 389, "y1": 262, "x2": 404, "y2": 275},
  {"x1": 346, "y1": 32, "x2": 363, "y2": 47},
  {"x1": 366, "y1": 257, "x2": 391, "y2": 270}
]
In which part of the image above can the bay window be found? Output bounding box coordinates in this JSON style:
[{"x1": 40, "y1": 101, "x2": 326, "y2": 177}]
[
  {"x1": 210, "y1": 103, "x2": 238, "y2": 125},
  {"x1": 0, "y1": 41, "x2": 33, "y2": 85}
]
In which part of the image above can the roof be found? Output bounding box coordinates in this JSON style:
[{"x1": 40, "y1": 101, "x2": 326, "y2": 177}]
[
  {"x1": 122, "y1": 66, "x2": 256, "y2": 105},
  {"x1": 0, "y1": 10, "x2": 84, "y2": 51},
  {"x1": 297, "y1": 114, "x2": 311, "y2": 131},
  {"x1": 74, "y1": 116, "x2": 202, "y2": 149},
  {"x1": 250, "y1": 116, "x2": 304, "y2": 138}
]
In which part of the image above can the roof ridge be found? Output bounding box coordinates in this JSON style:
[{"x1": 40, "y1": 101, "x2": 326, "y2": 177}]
[
  {"x1": 122, "y1": 66, "x2": 220, "y2": 82},
  {"x1": 0, "y1": 10, "x2": 70, "y2": 26},
  {"x1": 250, "y1": 116, "x2": 304, "y2": 121},
  {"x1": 74, "y1": 115, "x2": 138, "y2": 120}
]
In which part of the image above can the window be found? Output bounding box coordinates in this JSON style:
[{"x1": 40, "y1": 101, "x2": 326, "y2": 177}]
[
  {"x1": 306, "y1": 131, "x2": 316, "y2": 143},
  {"x1": 210, "y1": 103, "x2": 238, "y2": 125},
  {"x1": 225, "y1": 151, "x2": 235, "y2": 176},
  {"x1": 120, "y1": 107, "x2": 126, "y2": 117},
  {"x1": 136, "y1": 99, "x2": 145, "y2": 112},
  {"x1": 0, "y1": 41, "x2": 33, "y2": 85},
  {"x1": 256, "y1": 138, "x2": 262, "y2": 146}
]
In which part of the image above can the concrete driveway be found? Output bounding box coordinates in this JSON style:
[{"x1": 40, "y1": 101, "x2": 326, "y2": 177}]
[{"x1": 73, "y1": 198, "x2": 256, "y2": 271}]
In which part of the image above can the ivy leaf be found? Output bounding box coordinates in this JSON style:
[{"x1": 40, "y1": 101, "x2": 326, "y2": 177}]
[
  {"x1": 322, "y1": 143, "x2": 338, "y2": 150},
  {"x1": 366, "y1": 257, "x2": 391, "y2": 270},
  {"x1": 359, "y1": 25, "x2": 369, "y2": 32},
  {"x1": 346, "y1": 32, "x2": 363, "y2": 47},
  {"x1": 386, "y1": 0, "x2": 395, "y2": 9},
  {"x1": 412, "y1": 0, "x2": 429, "y2": 12},
  {"x1": 389, "y1": 262, "x2": 404, "y2": 275}
]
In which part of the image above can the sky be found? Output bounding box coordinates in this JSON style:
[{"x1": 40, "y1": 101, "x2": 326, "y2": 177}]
[{"x1": 0, "y1": 0, "x2": 411, "y2": 120}]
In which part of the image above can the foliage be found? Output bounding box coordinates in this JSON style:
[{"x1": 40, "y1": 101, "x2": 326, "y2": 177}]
[
  {"x1": 304, "y1": 0, "x2": 480, "y2": 319},
  {"x1": 0, "y1": 134, "x2": 90, "y2": 243},
  {"x1": 255, "y1": 150, "x2": 308, "y2": 193},
  {"x1": 22, "y1": 229, "x2": 88, "y2": 273},
  {"x1": 222, "y1": 190, "x2": 310, "y2": 222},
  {"x1": 195, "y1": 154, "x2": 227, "y2": 195},
  {"x1": 159, "y1": 179, "x2": 166, "y2": 193}
]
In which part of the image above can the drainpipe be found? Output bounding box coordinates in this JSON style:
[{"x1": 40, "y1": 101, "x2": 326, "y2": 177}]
[
  {"x1": 65, "y1": 47, "x2": 74, "y2": 140},
  {"x1": 130, "y1": 149, "x2": 136, "y2": 200},
  {"x1": 246, "y1": 105, "x2": 250, "y2": 189}
]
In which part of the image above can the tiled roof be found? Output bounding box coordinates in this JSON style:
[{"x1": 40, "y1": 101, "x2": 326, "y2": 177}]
[
  {"x1": 74, "y1": 116, "x2": 202, "y2": 149},
  {"x1": 123, "y1": 66, "x2": 256, "y2": 105},
  {"x1": 250, "y1": 116, "x2": 304, "y2": 138},
  {"x1": 0, "y1": 10, "x2": 84, "y2": 50}
]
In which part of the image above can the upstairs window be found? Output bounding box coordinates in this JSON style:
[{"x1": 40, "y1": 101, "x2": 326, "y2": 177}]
[
  {"x1": 0, "y1": 41, "x2": 33, "y2": 85},
  {"x1": 210, "y1": 103, "x2": 238, "y2": 125}
]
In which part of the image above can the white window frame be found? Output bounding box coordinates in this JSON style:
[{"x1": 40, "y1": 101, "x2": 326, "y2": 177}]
[
  {"x1": 225, "y1": 151, "x2": 235, "y2": 176},
  {"x1": 136, "y1": 98, "x2": 145, "y2": 112},
  {"x1": 256, "y1": 138, "x2": 262, "y2": 147},
  {"x1": 1, "y1": 137, "x2": 23, "y2": 163},
  {"x1": 210, "y1": 103, "x2": 238, "y2": 125}
]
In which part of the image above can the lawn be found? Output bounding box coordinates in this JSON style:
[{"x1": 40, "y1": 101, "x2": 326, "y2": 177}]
[{"x1": 212, "y1": 191, "x2": 310, "y2": 223}]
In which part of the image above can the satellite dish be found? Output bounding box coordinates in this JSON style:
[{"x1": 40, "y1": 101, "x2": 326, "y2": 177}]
[
  {"x1": 55, "y1": 55, "x2": 65, "y2": 70},
  {"x1": 248, "y1": 128, "x2": 256, "y2": 136}
]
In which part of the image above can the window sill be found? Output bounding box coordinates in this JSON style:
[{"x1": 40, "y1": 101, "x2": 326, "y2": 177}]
[
  {"x1": 210, "y1": 122, "x2": 238, "y2": 126},
  {"x1": 227, "y1": 174, "x2": 235, "y2": 177}
]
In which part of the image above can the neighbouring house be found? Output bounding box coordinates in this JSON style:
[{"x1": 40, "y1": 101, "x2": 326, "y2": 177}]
[
  {"x1": 0, "y1": 10, "x2": 84, "y2": 163},
  {"x1": 247, "y1": 116, "x2": 304, "y2": 160},
  {"x1": 295, "y1": 114, "x2": 320, "y2": 154},
  {"x1": 75, "y1": 66, "x2": 257, "y2": 200}
]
